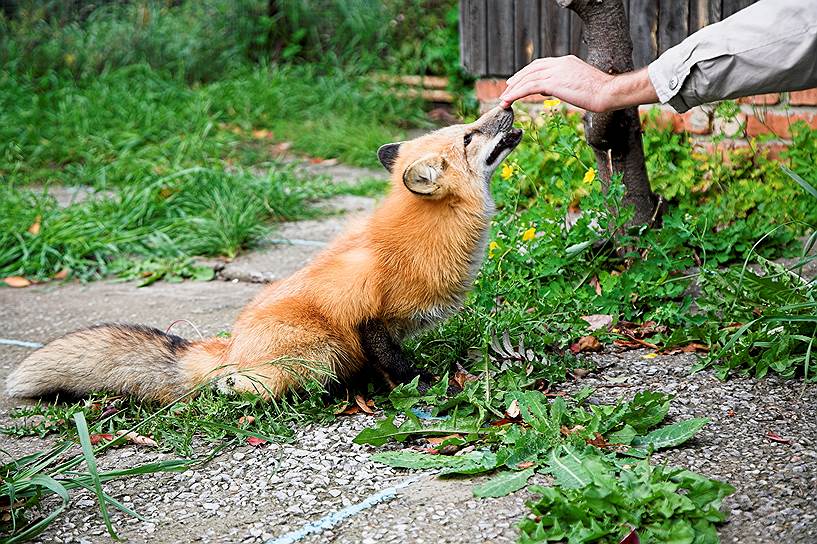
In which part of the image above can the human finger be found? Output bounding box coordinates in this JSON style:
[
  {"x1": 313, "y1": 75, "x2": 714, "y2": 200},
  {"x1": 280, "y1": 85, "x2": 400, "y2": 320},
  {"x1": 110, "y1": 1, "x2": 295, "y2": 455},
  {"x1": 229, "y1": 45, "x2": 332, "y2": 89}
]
[
  {"x1": 498, "y1": 79, "x2": 552, "y2": 106},
  {"x1": 505, "y1": 57, "x2": 553, "y2": 87}
]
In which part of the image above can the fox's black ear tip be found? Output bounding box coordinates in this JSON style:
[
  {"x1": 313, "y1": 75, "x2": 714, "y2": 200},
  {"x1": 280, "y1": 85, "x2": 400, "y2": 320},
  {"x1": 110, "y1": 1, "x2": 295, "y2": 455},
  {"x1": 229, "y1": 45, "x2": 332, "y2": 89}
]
[{"x1": 377, "y1": 142, "x2": 403, "y2": 173}]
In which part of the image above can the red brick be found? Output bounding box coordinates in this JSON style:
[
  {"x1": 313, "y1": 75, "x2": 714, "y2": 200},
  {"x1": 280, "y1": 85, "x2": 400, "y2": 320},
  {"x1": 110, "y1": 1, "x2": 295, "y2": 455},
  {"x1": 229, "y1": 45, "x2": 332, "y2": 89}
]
[
  {"x1": 681, "y1": 108, "x2": 712, "y2": 135},
  {"x1": 692, "y1": 139, "x2": 788, "y2": 163},
  {"x1": 475, "y1": 78, "x2": 549, "y2": 104},
  {"x1": 738, "y1": 93, "x2": 780, "y2": 105},
  {"x1": 475, "y1": 79, "x2": 506, "y2": 102},
  {"x1": 789, "y1": 88, "x2": 817, "y2": 106},
  {"x1": 746, "y1": 111, "x2": 817, "y2": 138},
  {"x1": 640, "y1": 109, "x2": 684, "y2": 132},
  {"x1": 712, "y1": 112, "x2": 746, "y2": 137}
]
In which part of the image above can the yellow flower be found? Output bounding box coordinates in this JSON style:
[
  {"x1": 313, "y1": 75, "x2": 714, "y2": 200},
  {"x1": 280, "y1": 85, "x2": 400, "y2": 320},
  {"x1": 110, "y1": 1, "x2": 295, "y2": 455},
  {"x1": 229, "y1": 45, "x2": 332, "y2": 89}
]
[
  {"x1": 500, "y1": 163, "x2": 514, "y2": 180},
  {"x1": 488, "y1": 240, "x2": 499, "y2": 258},
  {"x1": 583, "y1": 168, "x2": 596, "y2": 184},
  {"x1": 543, "y1": 98, "x2": 561, "y2": 108},
  {"x1": 64, "y1": 53, "x2": 76, "y2": 67},
  {"x1": 522, "y1": 227, "x2": 536, "y2": 242}
]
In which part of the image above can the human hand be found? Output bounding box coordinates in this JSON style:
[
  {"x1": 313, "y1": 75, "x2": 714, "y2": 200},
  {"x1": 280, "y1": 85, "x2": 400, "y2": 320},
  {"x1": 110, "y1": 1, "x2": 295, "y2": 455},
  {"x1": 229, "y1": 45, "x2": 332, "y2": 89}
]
[{"x1": 499, "y1": 56, "x2": 658, "y2": 113}]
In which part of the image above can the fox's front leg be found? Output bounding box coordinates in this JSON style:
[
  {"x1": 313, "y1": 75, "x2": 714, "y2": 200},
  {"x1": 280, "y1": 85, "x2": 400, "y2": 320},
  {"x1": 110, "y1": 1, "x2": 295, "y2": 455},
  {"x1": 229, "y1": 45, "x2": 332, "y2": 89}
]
[{"x1": 357, "y1": 319, "x2": 434, "y2": 390}]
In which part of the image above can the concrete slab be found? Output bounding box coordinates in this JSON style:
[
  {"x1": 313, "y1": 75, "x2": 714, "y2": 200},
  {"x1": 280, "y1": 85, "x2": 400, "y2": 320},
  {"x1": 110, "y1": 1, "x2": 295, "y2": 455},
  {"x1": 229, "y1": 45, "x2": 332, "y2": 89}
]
[
  {"x1": 1, "y1": 245, "x2": 815, "y2": 543},
  {"x1": 217, "y1": 195, "x2": 377, "y2": 283}
]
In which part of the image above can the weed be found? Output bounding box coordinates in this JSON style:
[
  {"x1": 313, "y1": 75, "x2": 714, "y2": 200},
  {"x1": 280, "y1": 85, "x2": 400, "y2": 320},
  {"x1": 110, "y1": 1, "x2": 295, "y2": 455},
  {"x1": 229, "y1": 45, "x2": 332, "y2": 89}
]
[
  {"x1": 0, "y1": 413, "x2": 193, "y2": 541},
  {"x1": 356, "y1": 376, "x2": 733, "y2": 543}
]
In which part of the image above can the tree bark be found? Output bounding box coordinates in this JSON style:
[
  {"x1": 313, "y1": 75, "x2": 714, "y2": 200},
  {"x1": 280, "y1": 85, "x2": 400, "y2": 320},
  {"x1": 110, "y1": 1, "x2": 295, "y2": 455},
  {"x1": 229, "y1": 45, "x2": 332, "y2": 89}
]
[{"x1": 556, "y1": 0, "x2": 661, "y2": 228}]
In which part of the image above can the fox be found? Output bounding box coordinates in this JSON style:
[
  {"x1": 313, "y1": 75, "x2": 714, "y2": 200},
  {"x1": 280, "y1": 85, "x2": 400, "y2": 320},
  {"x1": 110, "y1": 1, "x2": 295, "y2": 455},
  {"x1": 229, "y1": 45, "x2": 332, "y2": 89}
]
[{"x1": 5, "y1": 107, "x2": 523, "y2": 403}]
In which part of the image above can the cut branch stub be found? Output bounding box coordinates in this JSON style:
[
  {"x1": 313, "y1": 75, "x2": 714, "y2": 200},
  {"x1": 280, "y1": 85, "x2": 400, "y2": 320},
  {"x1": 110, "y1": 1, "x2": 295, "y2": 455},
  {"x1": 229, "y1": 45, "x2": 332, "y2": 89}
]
[{"x1": 557, "y1": 0, "x2": 660, "y2": 228}]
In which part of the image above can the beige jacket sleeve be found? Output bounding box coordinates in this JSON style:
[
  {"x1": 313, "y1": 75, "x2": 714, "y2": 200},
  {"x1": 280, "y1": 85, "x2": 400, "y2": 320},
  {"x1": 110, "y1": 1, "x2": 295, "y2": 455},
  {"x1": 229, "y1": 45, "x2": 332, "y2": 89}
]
[{"x1": 648, "y1": 0, "x2": 817, "y2": 113}]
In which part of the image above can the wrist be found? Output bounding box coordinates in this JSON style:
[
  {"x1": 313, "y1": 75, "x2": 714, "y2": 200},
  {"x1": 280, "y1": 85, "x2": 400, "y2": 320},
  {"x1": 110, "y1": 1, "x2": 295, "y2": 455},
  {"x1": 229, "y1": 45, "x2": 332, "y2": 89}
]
[{"x1": 602, "y1": 68, "x2": 659, "y2": 111}]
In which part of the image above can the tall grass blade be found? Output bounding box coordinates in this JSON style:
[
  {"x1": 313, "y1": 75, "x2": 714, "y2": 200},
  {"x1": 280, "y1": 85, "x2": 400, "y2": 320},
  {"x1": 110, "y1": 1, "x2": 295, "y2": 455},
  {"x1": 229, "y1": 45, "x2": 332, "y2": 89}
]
[
  {"x1": 4, "y1": 475, "x2": 70, "y2": 544},
  {"x1": 73, "y1": 412, "x2": 119, "y2": 540}
]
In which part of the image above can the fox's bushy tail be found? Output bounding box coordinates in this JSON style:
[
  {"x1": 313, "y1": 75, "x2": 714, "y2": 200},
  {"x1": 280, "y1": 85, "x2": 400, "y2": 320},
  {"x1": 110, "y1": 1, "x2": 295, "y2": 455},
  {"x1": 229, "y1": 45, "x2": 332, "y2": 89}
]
[{"x1": 5, "y1": 324, "x2": 224, "y2": 403}]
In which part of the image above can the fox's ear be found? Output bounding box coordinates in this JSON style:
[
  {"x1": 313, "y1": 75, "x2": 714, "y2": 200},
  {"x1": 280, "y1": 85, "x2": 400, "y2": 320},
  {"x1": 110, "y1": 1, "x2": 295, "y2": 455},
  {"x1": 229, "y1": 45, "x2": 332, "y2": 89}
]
[
  {"x1": 402, "y1": 155, "x2": 446, "y2": 196},
  {"x1": 377, "y1": 142, "x2": 403, "y2": 172}
]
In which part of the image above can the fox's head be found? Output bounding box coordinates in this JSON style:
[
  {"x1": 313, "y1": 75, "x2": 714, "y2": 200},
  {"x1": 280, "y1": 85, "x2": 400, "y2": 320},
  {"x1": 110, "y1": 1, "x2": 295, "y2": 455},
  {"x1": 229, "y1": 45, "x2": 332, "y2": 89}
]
[{"x1": 377, "y1": 107, "x2": 522, "y2": 201}]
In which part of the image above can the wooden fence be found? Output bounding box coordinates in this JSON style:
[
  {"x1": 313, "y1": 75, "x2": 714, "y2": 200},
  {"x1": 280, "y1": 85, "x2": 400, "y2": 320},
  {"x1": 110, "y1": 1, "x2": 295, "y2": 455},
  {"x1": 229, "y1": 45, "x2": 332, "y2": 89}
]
[{"x1": 460, "y1": 0, "x2": 759, "y2": 76}]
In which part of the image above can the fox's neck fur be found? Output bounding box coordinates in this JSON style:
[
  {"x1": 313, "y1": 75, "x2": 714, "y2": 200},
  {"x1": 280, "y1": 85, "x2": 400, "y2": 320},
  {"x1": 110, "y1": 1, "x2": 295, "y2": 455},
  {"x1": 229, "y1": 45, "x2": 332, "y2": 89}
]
[{"x1": 366, "y1": 181, "x2": 493, "y2": 336}]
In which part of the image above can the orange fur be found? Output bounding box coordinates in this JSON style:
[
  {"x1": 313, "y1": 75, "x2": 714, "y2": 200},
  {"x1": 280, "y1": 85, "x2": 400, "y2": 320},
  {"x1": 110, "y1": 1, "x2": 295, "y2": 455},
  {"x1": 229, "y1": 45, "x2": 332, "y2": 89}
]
[{"x1": 6, "y1": 107, "x2": 521, "y2": 402}]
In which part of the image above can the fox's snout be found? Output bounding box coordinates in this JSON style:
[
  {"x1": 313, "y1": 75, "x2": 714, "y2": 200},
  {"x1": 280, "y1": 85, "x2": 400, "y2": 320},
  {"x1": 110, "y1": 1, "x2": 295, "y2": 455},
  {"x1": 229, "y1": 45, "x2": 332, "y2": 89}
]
[{"x1": 474, "y1": 106, "x2": 516, "y2": 137}]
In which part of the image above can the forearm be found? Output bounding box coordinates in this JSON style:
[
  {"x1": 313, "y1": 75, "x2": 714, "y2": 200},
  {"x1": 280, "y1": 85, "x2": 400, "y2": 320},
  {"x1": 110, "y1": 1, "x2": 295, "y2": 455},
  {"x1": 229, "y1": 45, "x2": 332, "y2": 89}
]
[
  {"x1": 649, "y1": 0, "x2": 817, "y2": 113},
  {"x1": 602, "y1": 68, "x2": 658, "y2": 111}
]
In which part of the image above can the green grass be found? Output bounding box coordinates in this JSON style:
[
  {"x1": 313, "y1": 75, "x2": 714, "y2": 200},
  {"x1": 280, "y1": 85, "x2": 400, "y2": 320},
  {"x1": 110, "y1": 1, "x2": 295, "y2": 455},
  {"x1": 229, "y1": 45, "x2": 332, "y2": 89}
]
[
  {"x1": 0, "y1": 413, "x2": 194, "y2": 541},
  {"x1": 0, "y1": 63, "x2": 419, "y2": 282},
  {"x1": 406, "y1": 109, "x2": 817, "y2": 382}
]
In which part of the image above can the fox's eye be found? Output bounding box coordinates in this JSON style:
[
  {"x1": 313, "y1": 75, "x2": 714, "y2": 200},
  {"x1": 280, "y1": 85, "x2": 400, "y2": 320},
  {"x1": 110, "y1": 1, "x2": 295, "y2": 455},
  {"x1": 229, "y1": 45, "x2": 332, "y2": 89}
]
[{"x1": 463, "y1": 132, "x2": 474, "y2": 148}]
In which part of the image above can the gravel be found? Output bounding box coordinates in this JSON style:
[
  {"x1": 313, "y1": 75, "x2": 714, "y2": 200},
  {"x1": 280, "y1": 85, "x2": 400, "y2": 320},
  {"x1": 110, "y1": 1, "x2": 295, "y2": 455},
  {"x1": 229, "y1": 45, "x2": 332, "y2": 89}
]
[{"x1": 2, "y1": 348, "x2": 810, "y2": 543}]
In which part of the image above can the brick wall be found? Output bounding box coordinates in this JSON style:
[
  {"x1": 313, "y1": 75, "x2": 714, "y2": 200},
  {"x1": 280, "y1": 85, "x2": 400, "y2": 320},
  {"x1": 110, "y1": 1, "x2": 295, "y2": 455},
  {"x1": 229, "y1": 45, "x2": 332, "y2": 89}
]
[{"x1": 476, "y1": 79, "x2": 817, "y2": 158}]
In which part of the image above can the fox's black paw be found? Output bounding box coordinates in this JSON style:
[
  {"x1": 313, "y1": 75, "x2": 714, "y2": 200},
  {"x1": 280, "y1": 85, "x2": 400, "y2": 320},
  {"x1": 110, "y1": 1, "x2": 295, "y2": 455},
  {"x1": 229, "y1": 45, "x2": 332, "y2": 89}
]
[{"x1": 415, "y1": 370, "x2": 437, "y2": 394}]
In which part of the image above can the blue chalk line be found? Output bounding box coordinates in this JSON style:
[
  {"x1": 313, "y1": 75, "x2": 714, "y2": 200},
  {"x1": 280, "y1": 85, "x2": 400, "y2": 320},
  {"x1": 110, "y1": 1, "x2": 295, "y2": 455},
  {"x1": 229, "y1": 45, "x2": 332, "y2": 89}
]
[
  {"x1": 265, "y1": 474, "x2": 424, "y2": 544},
  {"x1": 0, "y1": 338, "x2": 44, "y2": 349}
]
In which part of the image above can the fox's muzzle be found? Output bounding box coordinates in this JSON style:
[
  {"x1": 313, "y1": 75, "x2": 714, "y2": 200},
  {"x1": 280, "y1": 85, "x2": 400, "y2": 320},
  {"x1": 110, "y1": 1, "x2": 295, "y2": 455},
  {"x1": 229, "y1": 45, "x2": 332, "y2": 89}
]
[{"x1": 474, "y1": 106, "x2": 516, "y2": 137}]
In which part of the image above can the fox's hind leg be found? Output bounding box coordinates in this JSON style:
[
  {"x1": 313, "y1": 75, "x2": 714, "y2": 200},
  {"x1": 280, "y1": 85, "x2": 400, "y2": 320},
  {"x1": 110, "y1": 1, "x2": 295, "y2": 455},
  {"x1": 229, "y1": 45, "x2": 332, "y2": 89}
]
[{"x1": 358, "y1": 319, "x2": 434, "y2": 390}]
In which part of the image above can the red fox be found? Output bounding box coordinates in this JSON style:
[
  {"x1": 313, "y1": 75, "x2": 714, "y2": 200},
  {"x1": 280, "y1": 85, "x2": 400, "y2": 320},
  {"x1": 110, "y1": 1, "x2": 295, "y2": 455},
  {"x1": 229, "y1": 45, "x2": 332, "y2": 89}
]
[{"x1": 6, "y1": 107, "x2": 522, "y2": 403}]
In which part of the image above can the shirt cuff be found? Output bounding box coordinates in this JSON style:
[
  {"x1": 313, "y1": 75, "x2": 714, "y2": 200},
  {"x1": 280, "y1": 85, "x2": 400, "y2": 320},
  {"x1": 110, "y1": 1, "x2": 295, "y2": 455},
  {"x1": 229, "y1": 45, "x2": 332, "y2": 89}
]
[{"x1": 648, "y1": 54, "x2": 694, "y2": 113}]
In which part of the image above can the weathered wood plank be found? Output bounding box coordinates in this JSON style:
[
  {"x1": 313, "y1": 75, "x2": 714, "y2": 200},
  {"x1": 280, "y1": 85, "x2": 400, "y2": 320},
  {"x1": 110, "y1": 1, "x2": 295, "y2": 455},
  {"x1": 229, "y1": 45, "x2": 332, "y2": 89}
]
[
  {"x1": 688, "y1": 0, "x2": 710, "y2": 32},
  {"x1": 722, "y1": 0, "x2": 754, "y2": 18},
  {"x1": 551, "y1": 2, "x2": 572, "y2": 57},
  {"x1": 629, "y1": 0, "x2": 658, "y2": 67},
  {"x1": 514, "y1": 0, "x2": 540, "y2": 69},
  {"x1": 460, "y1": 0, "x2": 488, "y2": 74},
  {"x1": 540, "y1": 0, "x2": 556, "y2": 57},
  {"x1": 658, "y1": 0, "x2": 689, "y2": 53},
  {"x1": 486, "y1": 0, "x2": 515, "y2": 75},
  {"x1": 569, "y1": 10, "x2": 586, "y2": 59},
  {"x1": 708, "y1": 0, "x2": 723, "y2": 23}
]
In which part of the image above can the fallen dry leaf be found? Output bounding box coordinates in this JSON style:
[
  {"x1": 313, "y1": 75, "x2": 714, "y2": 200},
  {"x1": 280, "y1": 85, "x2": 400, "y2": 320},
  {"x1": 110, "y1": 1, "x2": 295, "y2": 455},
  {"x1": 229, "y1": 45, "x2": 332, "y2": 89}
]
[
  {"x1": 588, "y1": 276, "x2": 602, "y2": 296},
  {"x1": 3, "y1": 276, "x2": 31, "y2": 288},
  {"x1": 766, "y1": 431, "x2": 792, "y2": 445},
  {"x1": 27, "y1": 215, "x2": 41, "y2": 236},
  {"x1": 238, "y1": 416, "x2": 255, "y2": 426},
  {"x1": 271, "y1": 141, "x2": 292, "y2": 155},
  {"x1": 570, "y1": 335, "x2": 602, "y2": 354},
  {"x1": 560, "y1": 425, "x2": 585, "y2": 436},
  {"x1": 506, "y1": 399, "x2": 521, "y2": 419},
  {"x1": 571, "y1": 368, "x2": 591, "y2": 379},
  {"x1": 585, "y1": 432, "x2": 611, "y2": 449},
  {"x1": 52, "y1": 269, "x2": 70, "y2": 280},
  {"x1": 618, "y1": 320, "x2": 667, "y2": 339},
  {"x1": 452, "y1": 362, "x2": 478, "y2": 389},
  {"x1": 516, "y1": 461, "x2": 536, "y2": 469},
  {"x1": 613, "y1": 339, "x2": 643, "y2": 349},
  {"x1": 246, "y1": 436, "x2": 268, "y2": 447},
  {"x1": 89, "y1": 433, "x2": 114, "y2": 445},
  {"x1": 426, "y1": 434, "x2": 463, "y2": 446},
  {"x1": 251, "y1": 128, "x2": 273, "y2": 139},
  {"x1": 115, "y1": 430, "x2": 158, "y2": 447},
  {"x1": 580, "y1": 314, "x2": 613, "y2": 332},
  {"x1": 354, "y1": 394, "x2": 376, "y2": 415},
  {"x1": 661, "y1": 342, "x2": 709, "y2": 355}
]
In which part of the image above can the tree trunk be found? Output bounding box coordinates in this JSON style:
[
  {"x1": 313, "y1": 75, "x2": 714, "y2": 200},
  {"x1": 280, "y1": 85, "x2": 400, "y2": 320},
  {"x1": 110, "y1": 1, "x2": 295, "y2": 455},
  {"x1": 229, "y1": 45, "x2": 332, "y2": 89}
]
[{"x1": 556, "y1": 0, "x2": 661, "y2": 228}]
